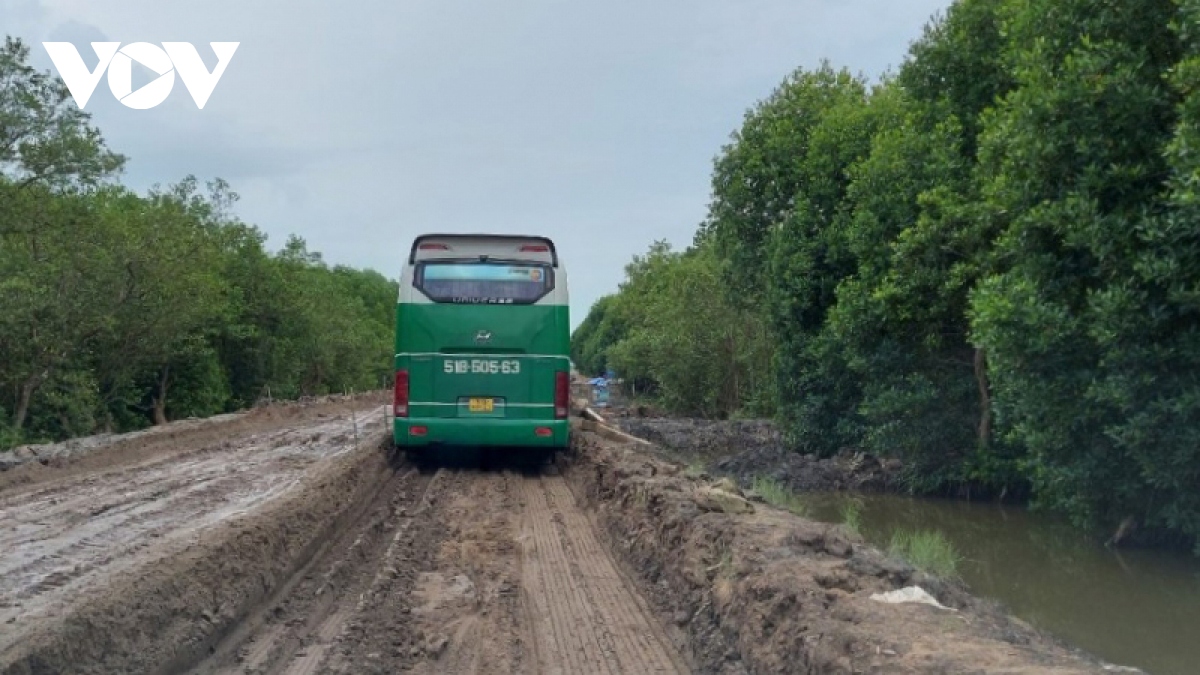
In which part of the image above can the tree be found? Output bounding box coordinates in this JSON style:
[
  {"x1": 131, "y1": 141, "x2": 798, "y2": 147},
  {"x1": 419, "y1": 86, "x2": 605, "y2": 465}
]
[
  {"x1": 0, "y1": 35, "x2": 397, "y2": 443},
  {"x1": 969, "y1": 0, "x2": 1187, "y2": 536},
  {"x1": 0, "y1": 37, "x2": 125, "y2": 432},
  {"x1": 701, "y1": 64, "x2": 867, "y2": 310},
  {"x1": 0, "y1": 37, "x2": 123, "y2": 193},
  {"x1": 570, "y1": 295, "x2": 624, "y2": 377},
  {"x1": 817, "y1": 0, "x2": 1022, "y2": 490},
  {"x1": 88, "y1": 180, "x2": 229, "y2": 425},
  {"x1": 577, "y1": 242, "x2": 771, "y2": 417}
]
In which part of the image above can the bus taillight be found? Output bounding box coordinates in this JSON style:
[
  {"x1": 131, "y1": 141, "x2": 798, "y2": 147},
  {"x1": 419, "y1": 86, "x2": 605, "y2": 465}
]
[
  {"x1": 394, "y1": 370, "x2": 409, "y2": 417},
  {"x1": 554, "y1": 371, "x2": 569, "y2": 419}
]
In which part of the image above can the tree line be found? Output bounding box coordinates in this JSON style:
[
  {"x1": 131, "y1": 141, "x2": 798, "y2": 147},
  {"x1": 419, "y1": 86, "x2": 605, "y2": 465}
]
[
  {"x1": 573, "y1": 0, "x2": 1200, "y2": 552},
  {"x1": 0, "y1": 37, "x2": 395, "y2": 450}
]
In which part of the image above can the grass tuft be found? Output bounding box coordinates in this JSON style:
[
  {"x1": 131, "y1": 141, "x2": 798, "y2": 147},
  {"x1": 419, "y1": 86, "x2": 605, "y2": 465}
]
[
  {"x1": 751, "y1": 476, "x2": 808, "y2": 516},
  {"x1": 839, "y1": 498, "x2": 864, "y2": 537},
  {"x1": 888, "y1": 529, "x2": 961, "y2": 578}
]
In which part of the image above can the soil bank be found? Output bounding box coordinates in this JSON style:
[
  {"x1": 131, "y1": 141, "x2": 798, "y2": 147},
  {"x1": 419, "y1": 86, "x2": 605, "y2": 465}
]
[
  {"x1": 561, "y1": 424, "x2": 1116, "y2": 674},
  {"x1": 614, "y1": 416, "x2": 902, "y2": 492}
]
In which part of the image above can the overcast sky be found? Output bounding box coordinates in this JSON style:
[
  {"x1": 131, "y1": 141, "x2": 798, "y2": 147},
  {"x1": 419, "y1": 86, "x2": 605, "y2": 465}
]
[{"x1": 4, "y1": 0, "x2": 949, "y2": 329}]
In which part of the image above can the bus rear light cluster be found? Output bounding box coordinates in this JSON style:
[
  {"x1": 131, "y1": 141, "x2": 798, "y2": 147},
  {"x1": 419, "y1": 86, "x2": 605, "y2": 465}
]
[
  {"x1": 394, "y1": 369, "x2": 409, "y2": 417},
  {"x1": 554, "y1": 371, "x2": 569, "y2": 419}
]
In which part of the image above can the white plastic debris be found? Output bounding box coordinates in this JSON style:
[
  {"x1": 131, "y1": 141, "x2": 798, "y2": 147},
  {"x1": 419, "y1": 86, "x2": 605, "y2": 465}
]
[{"x1": 869, "y1": 586, "x2": 955, "y2": 611}]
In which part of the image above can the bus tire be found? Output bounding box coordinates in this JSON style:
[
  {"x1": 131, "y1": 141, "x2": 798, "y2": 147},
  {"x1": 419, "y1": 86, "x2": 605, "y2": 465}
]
[{"x1": 403, "y1": 446, "x2": 425, "y2": 466}]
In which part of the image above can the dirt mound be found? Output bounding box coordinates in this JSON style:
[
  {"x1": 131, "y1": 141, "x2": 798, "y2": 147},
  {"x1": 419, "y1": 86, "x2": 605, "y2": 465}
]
[
  {"x1": 617, "y1": 418, "x2": 782, "y2": 457},
  {"x1": 559, "y1": 430, "x2": 1106, "y2": 674},
  {"x1": 0, "y1": 391, "x2": 386, "y2": 493},
  {"x1": 616, "y1": 417, "x2": 902, "y2": 492},
  {"x1": 0, "y1": 431, "x2": 393, "y2": 675}
]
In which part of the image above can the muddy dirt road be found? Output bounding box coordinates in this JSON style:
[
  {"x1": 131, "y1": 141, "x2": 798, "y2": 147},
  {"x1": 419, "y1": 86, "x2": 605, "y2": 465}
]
[
  {"x1": 189, "y1": 465, "x2": 688, "y2": 675},
  {"x1": 0, "y1": 400, "x2": 386, "y2": 660},
  {"x1": 0, "y1": 401, "x2": 689, "y2": 675},
  {"x1": 2, "y1": 400, "x2": 1118, "y2": 675}
]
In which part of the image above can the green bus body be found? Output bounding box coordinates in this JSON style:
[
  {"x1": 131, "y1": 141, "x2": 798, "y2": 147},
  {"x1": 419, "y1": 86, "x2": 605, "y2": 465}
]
[{"x1": 393, "y1": 235, "x2": 570, "y2": 450}]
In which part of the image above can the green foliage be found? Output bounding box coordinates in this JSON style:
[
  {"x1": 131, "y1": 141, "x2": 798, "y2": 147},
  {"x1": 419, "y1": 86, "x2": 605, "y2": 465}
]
[
  {"x1": 0, "y1": 37, "x2": 124, "y2": 191},
  {"x1": 609, "y1": 244, "x2": 772, "y2": 416},
  {"x1": 840, "y1": 498, "x2": 864, "y2": 537},
  {"x1": 684, "y1": 461, "x2": 708, "y2": 479},
  {"x1": 572, "y1": 241, "x2": 773, "y2": 417},
  {"x1": 751, "y1": 476, "x2": 809, "y2": 516},
  {"x1": 968, "y1": 0, "x2": 1190, "y2": 539},
  {"x1": 582, "y1": 0, "x2": 1200, "y2": 551},
  {"x1": 700, "y1": 64, "x2": 868, "y2": 310},
  {"x1": 570, "y1": 294, "x2": 624, "y2": 377},
  {"x1": 888, "y1": 529, "x2": 962, "y2": 578},
  {"x1": 0, "y1": 39, "x2": 395, "y2": 447}
]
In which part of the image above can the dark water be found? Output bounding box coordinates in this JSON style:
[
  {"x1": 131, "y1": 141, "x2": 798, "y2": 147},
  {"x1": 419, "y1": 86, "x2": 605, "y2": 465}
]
[{"x1": 804, "y1": 493, "x2": 1200, "y2": 675}]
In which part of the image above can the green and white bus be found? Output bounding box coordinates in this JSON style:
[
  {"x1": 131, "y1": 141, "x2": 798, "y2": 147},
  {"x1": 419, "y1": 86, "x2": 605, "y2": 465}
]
[{"x1": 393, "y1": 234, "x2": 571, "y2": 454}]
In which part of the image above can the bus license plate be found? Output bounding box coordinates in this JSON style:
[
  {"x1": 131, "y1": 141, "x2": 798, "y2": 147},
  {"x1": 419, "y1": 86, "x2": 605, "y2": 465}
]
[{"x1": 469, "y1": 398, "x2": 494, "y2": 413}]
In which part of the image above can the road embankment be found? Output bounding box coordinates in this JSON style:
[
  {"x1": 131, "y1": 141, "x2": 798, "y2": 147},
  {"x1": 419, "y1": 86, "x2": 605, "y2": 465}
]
[
  {"x1": 562, "y1": 419, "x2": 1111, "y2": 674},
  {"x1": 1, "y1": 401, "x2": 1126, "y2": 674},
  {"x1": 614, "y1": 416, "x2": 903, "y2": 492},
  {"x1": 0, "y1": 403, "x2": 392, "y2": 675}
]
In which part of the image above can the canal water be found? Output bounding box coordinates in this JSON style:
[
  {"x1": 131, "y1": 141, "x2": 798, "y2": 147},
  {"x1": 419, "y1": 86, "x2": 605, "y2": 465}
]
[{"x1": 804, "y1": 493, "x2": 1200, "y2": 675}]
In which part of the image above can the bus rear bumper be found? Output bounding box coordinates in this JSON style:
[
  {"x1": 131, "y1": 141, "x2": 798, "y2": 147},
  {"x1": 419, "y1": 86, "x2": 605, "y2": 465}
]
[{"x1": 394, "y1": 418, "x2": 569, "y2": 448}]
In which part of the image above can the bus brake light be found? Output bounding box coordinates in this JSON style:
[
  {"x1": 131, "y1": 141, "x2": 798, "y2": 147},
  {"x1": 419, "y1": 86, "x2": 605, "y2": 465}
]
[
  {"x1": 520, "y1": 244, "x2": 549, "y2": 252},
  {"x1": 554, "y1": 371, "x2": 569, "y2": 419},
  {"x1": 394, "y1": 370, "x2": 409, "y2": 417},
  {"x1": 419, "y1": 243, "x2": 450, "y2": 250}
]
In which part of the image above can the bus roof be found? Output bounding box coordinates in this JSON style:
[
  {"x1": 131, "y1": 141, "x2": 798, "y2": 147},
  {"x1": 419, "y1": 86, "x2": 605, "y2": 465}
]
[{"x1": 409, "y1": 234, "x2": 559, "y2": 267}]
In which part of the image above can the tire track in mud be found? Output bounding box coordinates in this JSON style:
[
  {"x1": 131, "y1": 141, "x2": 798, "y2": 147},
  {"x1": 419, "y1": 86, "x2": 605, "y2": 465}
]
[
  {"x1": 403, "y1": 469, "x2": 528, "y2": 675},
  {"x1": 520, "y1": 473, "x2": 687, "y2": 675},
  {"x1": 192, "y1": 464, "x2": 442, "y2": 675},
  {"x1": 189, "y1": 464, "x2": 689, "y2": 675}
]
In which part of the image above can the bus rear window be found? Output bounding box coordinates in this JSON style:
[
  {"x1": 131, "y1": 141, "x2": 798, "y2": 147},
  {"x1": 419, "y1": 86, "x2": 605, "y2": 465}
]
[{"x1": 415, "y1": 262, "x2": 552, "y2": 304}]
